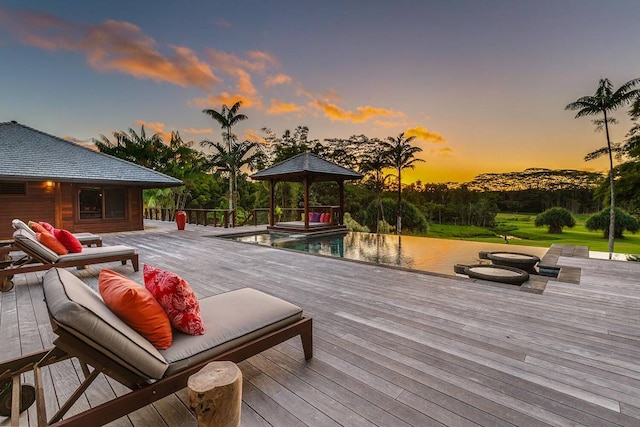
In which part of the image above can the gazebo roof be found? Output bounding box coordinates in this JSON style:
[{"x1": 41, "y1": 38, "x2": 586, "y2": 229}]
[{"x1": 251, "y1": 152, "x2": 362, "y2": 182}]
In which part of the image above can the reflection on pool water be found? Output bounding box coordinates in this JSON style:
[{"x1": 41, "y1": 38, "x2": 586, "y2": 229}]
[{"x1": 228, "y1": 232, "x2": 549, "y2": 276}]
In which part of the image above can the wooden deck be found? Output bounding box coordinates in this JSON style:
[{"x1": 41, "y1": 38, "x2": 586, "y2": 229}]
[{"x1": 2, "y1": 220, "x2": 640, "y2": 426}]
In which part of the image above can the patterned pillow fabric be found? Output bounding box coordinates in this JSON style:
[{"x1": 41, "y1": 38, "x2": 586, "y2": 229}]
[
  {"x1": 36, "y1": 232, "x2": 68, "y2": 255},
  {"x1": 143, "y1": 265, "x2": 205, "y2": 335},
  {"x1": 53, "y1": 228, "x2": 83, "y2": 253},
  {"x1": 99, "y1": 269, "x2": 173, "y2": 349},
  {"x1": 38, "y1": 221, "x2": 55, "y2": 234}
]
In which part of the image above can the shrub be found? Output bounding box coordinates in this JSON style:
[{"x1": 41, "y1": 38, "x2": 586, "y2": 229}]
[
  {"x1": 363, "y1": 199, "x2": 428, "y2": 233},
  {"x1": 534, "y1": 207, "x2": 576, "y2": 233},
  {"x1": 585, "y1": 207, "x2": 639, "y2": 238}
]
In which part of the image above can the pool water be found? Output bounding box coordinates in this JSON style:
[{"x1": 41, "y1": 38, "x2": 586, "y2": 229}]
[{"x1": 229, "y1": 232, "x2": 549, "y2": 276}]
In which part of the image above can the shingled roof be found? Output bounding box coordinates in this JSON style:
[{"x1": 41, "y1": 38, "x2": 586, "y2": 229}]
[
  {"x1": 0, "y1": 121, "x2": 182, "y2": 188},
  {"x1": 251, "y1": 152, "x2": 362, "y2": 182}
]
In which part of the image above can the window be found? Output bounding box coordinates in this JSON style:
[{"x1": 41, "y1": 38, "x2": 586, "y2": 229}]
[
  {"x1": 0, "y1": 182, "x2": 27, "y2": 195},
  {"x1": 78, "y1": 187, "x2": 126, "y2": 220}
]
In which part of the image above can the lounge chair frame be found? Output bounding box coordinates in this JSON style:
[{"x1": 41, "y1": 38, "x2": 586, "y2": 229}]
[
  {"x1": 0, "y1": 316, "x2": 312, "y2": 426},
  {"x1": 0, "y1": 232, "x2": 138, "y2": 291}
]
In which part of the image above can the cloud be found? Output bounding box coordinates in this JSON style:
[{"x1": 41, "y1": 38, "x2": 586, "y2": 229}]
[
  {"x1": 311, "y1": 100, "x2": 403, "y2": 123},
  {"x1": 430, "y1": 146, "x2": 454, "y2": 157},
  {"x1": 183, "y1": 127, "x2": 213, "y2": 134},
  {"x1": 214, "y1": 18, "x2": 232, "y2": 28},
  {"x1": 135, "y1": 120, "x2": 172, "y2": 142},
  {"x1": 265, "y1": 74, "x2": 292, "y2": 87},
  {"x1": 405, "y1": 126, "x2": 446, "y2": 143},
  {"x1": 64, "y1": 135, "x2": 98, "y2": 150},
  {"x1": 1, "y1": 8, "x2": 219, "y2": 89},
  {"x1": 267, "y1": 99, "x2": 303, "y2": 115}
]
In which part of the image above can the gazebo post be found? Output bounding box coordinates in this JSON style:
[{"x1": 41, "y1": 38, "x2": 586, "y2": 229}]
[
  {"x1": 338, "y1": 180, "x2": 345, "y2": 225},
  {"x1": 303, "y1": 177, "x2": 309, "y2": 230},
  {"x1": 269, "y1": 180, "x2": 276, "y2": 226}
]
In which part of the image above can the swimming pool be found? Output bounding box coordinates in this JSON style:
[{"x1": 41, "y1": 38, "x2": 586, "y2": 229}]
[{"x1": 228, "y1": 231, "x2": 549, "y2": 276}]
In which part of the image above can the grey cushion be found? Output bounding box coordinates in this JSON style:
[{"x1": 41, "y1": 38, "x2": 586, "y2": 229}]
[
  {"x1": 12, "y1": 219, "x2": 35, "y2": 236},
  {"x1": 162, "y1": 288, "x2": 303, "y2": 376},
  {"x1": 13, "y1": 229, "x2": 59, "y2": 262},
  {"x1": 43, "y1": 269, "x2": 304, "y2": 381},
  {"x1": 43, "y1": 268, "x2": 169, "y2": 380},
  {"x1": 57, "y1": 245, "x2": 135, "y2": 261}
]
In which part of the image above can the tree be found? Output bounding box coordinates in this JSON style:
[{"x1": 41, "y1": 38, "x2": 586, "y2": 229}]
[
  {"x1": 565, "y1": 78, "x2": 640, "y2": 257},
  {"x1": 94, "y1": 125, "x2": 168, "y2": 171},
  {"x1": 200, "y1": 136, "x2": 264, "y2": 216},
  {"x1": 381, "y1": 132, "x2": 424, "y2": 234},
  {"x1": 534, "y1": 207, "x2": 576, "y2": 233},
  {"x1": 202, "y1": 102, "x2": 248, "y2": 213},
  {"x1": 586, "y1": 207, "x2": 639, "y2": 238}
]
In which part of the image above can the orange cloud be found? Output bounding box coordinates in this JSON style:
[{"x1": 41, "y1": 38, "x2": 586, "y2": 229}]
[
  {"x1": 1, "y1": 8, "x2": 219, "y2": 89},
  {"x1": 405, "y1": 126, "x2": 446, "y2": 143},
  {"x1": 430, "y1": 147, "x2": 454, "y2": 157},
  {"x1": 135, "y1": 120, "x2": 172, "y2": 142},
  {"x1": 265, "y1": 74, "x2": 292, "y2": 87},
  {"x1": 183, "y1": 127, "x2": 213, "y2": 134},
  {"x1": 312, "y1": 100, "x2": 402, "y2": 123},
  {"x1": 267, "y1": 99, "x2": 303, "y2": 115}
]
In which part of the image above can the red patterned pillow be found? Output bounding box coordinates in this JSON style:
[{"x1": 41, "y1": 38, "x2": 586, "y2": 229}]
[
  {"x1": 38, "y1": 221, "x2": 55, "y2": 234},
  {"x1": 99, "y1": 269, "x2": 173, "y2": 349},
  {"x1": 53, "y1": 228, "x2": 83, "y2": 253},
  {"x1": 143, "y1": 265, "x2": 205, "y2": 335},
  {"x1": 36, "y1": 232, "x2": 68, "y2": 255}
]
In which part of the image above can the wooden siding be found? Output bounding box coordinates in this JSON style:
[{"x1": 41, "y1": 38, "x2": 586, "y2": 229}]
[{"x1": 0, "y1": 181, "x2": 145, "y2": 239}]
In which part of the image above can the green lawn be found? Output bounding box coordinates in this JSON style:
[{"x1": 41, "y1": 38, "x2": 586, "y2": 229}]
[{"x1": 422, "y1": 213, "x2": 640, "y2": 255}]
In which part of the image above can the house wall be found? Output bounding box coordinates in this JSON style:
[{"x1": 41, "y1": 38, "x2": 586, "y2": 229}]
[{"x1": 0, "y1": 181, "x2": 145, "y2": 239}]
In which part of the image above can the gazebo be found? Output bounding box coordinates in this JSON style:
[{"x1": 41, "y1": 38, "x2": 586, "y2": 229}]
[{"x1": 250, "y1": 152, "x2": 362, "y2": 234}]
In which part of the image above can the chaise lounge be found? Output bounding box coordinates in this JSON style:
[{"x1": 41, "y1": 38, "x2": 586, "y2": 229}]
[
  {"x1": 0, "y1": 268, "x2": 313, "y2": 426},
  {"x1": 0, "y1": 229, "x2": 138, "y2": 291},
  {"x1": 11, "y1": 219, "x2": 102, "y2": 247}
]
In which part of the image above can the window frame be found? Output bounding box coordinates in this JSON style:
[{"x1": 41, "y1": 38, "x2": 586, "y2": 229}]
[{"x1": 77, "y1": 186, "x2": 128, "y2": 221}]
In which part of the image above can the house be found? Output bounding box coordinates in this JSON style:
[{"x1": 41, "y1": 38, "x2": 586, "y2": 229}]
[{"x1": 0, "y1": 121, "x2": 183, "y2": 239}]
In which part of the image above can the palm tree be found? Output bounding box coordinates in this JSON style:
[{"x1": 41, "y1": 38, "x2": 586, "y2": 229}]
[
  {"x1": 200, "y1": 137, "x2": 264, "y2": 215},
  {"x1": 382, "y1": 132, "x2": 424, "y2": 234},
  {"x1": 202, "y1": 102, "x2": 248, "y2": 213},
  {"x1": 565, "y1": 78, "x2": 640, "y2": 258},
  {"x1": 360, "y1": 143, "x2": 394, "y2": 233}
]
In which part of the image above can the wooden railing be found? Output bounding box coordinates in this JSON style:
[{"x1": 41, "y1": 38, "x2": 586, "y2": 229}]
[
  {"x1": 145, "y1": 208, "x2": 235, "y2": 228},
  {"x1": 247, "y1": 206, "x2": 342, "y2": 226}
]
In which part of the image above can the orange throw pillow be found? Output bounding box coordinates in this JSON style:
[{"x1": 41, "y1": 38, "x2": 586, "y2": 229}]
[
  {"x1": 29, "y1": 221, "x2": 48, "y2": 234},
  {"x1": 36, "y1": 232, "x2": 68, "y2": 255},
  {"x1": 98, "y1": 269, "x2": 172, "y2": 349}
]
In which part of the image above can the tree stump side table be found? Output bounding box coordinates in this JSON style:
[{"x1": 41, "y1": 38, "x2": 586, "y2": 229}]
[{"x1": 188, "y1": 361, "x2": 242, "y2": 427}]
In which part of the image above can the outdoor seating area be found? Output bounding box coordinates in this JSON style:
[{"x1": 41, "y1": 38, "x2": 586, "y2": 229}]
[{"x1": 1, "y1": 220, "x2": 640, "y2": 426}]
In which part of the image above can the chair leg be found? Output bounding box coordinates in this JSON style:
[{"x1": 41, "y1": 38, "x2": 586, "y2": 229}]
[{"x1": 300, "y1": 318, "x2": 313, "y2": 360}]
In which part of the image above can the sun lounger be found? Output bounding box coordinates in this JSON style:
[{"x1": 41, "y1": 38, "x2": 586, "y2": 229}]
[
  {"x1": 0, "y1": 268, "x2": 313, "y2": 426},
  {"x1": 0, "y1": 229, "x2": 138, "y2": 291},
  {"x1": 11, "y1": 219, "x2": 102, "y2": 247}
]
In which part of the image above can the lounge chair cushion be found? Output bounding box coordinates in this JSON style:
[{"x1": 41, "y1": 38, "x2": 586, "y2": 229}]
[
  {"x1": 143, "y1": 265, "x2": 205, "y2": 336},
  {"x1": 99, "y1": 269, "x2": 173, "y2": 349},
  {"x1": 12, "y1": 219, "x2": 35, "y2": 236},
  {"x1": 37, "y1": 232, "x2": 69, "y2": 255},
  {"x1": 44, "y1": 268, "x2": 304, "y2": 381},
  {"x1": 14, "y1": 229, "x2": 60, "y2": 262},
  {"x1": 43, "y1": 268, "x2": 169, "y2": 380},
  {"x1": 13, "y1": 229, "x2": 134, "y2": 264},
  {"x1": 162, "y1": 288, "x2": 303, "y2": 376},
  {"x1": 54, "y1": 228, "x2": 83, "y2": 253}
]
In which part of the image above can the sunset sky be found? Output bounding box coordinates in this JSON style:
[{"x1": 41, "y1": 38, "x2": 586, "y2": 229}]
[{"x1": 1, "y1": 1, "x2": 639, "y2": 183}]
